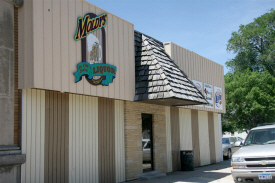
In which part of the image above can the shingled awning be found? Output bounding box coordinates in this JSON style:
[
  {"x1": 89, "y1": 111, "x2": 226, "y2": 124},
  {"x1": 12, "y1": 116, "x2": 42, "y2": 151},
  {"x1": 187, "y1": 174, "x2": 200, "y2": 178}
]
[{"x1": 134, "y1": 31, "x2": 208, "y2": 106}]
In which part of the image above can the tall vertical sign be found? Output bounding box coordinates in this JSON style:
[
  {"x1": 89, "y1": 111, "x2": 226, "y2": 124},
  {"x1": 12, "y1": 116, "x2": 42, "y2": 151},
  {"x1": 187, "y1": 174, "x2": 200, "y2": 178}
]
[
  {"x1": 214, "y1": 86, "x2": 223, "y2": 110},
  {"x1": 204, "y1": 83, "x2": 213, "y2": 108},
  {"x1": 192, "y1": 80, "x2": 203, "y2": 107}
]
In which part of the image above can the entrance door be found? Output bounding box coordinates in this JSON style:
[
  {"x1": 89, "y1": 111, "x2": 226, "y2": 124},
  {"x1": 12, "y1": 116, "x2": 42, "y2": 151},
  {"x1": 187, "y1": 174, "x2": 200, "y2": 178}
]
[{"x1": 142, "y1": 114, "x2": 154, "y2": 172}]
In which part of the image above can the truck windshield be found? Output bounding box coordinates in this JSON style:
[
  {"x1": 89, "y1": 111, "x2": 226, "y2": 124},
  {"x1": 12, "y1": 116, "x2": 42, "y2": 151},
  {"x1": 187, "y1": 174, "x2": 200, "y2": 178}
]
[{"x1": 244, "y1": 128, "x2": 275, "y2": 146}]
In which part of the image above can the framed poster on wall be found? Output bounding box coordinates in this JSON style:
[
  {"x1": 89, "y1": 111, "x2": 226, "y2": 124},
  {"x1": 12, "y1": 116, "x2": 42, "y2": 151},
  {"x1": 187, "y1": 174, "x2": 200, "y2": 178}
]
[
  {"x1": 214, "y1": 86, "x2": 223, "y2": 110},
  {"x1": 204, "y1": 83, "x2": 213, "y2": 108},
  {"x1": 192, "y1": 80, "x2": 203, "y2": 107}
]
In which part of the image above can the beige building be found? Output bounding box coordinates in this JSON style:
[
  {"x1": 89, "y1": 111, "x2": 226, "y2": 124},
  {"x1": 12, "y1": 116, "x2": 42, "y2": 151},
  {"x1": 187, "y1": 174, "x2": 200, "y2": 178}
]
[{"x1": 8, "y1": 0, "x2": 225, "y2": 182}]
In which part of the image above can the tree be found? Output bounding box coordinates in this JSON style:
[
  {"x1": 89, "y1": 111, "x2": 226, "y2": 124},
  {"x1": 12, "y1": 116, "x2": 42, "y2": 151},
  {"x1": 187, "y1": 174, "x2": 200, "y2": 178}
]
[
  {"x1": 222, "y1": 121, "x2": 235, "y2": 134},
  {"x1": 223, "y1": 70, "x2": 275, "y2": 132},
  {"x1": 226, "y1": 9, "x2": 275, "y2": 77}
]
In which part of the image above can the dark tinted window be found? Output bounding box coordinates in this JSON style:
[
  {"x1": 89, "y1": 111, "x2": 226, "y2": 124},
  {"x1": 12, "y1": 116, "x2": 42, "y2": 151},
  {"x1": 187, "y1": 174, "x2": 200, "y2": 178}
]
[
  {"x1": 245, "y1": 128, "x2": 275, "y2": 145},
  {"x1": 222, "y1": 138, "x2": 230, "y2": 144}
]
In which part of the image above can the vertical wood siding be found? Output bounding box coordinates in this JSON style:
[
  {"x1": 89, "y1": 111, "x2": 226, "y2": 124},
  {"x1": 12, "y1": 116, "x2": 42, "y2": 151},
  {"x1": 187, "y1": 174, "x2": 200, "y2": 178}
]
[
  {"x1": 21, "y1": 89, "x2": 45, "y2": 183},
  {"x1": 163, "y1": 42, "x2": 226, "y2": 113},
  {"x1": 69, "y1": 95, "x2": 99, "y2": 183},
  {"x1": 115, "y1": 100, "x2": 126, "y2": 182},
  {"x1": 165, "y1": 107, "x2": 172, "y2": 172},
  {"x1": 44, "y1": 91, "x2": 69, "y2": 183},
  {"x1": 18, "y1": 0, "x2": 135, "y2": 102},
  {"x1": 198, "y1": 111, "x2": 210, "y2": 166},
  {"x1": 208, "y1": 112, "x2": 216, "y2": 164},
  {"x1": 179, "y1": 108, "x2": 192, "y2": 150},
  {"x1": 191, "y1": 110, "x2": 200, "y2": 167},
  {"x1": 98, "y1": 98, "x2": 116, "y2": 183},
  {"x1": 170, "y1": 107, "x2": 180, "y2": 171},
  {"x1": 214, "y1": 113, "x2": 222, "y2": 162}
]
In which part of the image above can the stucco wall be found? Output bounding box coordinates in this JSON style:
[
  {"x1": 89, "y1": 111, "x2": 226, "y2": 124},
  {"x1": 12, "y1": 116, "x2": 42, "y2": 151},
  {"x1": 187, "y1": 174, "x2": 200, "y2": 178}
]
[
  {"x1": 0, "y1": 0, "x2": 15, "y2": 145},
  {"x1": 0, "y1": 1, "x2": 24, "y2": 183}
]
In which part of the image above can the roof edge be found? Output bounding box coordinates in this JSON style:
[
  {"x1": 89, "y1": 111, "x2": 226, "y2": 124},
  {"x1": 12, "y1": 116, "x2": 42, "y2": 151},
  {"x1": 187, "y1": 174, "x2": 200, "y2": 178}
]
[{"x1": 135, "y1": 30, "x2": 163, "y2": 45}]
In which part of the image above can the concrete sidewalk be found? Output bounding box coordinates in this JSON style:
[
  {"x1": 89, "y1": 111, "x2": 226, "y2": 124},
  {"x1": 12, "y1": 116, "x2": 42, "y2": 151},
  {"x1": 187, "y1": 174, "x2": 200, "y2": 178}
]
[{"x1": 126, "y1": 160, "x2": 234, "y2": 183}]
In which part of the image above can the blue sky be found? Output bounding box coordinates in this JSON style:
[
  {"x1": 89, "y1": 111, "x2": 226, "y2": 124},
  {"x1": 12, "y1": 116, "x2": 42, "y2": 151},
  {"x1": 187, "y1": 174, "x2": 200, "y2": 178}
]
[{"x1": 87, "y1": 0, "x2": 274, "y2": 74}]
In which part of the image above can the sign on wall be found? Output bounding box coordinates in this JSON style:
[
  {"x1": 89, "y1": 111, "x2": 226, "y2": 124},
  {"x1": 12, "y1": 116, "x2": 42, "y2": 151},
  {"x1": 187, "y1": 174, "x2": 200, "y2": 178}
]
[
  {"x1": 74, "y1": 13, "x2": 108, "y2": 41},
  {"x1": 192, "y1": 80, "x2": 203, "y2": 107},
  {"x1": 73, "y1": 13, "x2": 117, "y2": 86},
  {"x1": 214, "y1": 86, "x2": 223, "y2": 110},
  {"x1": 204, "y1": 83, "x2": 213, "y2": 108}
]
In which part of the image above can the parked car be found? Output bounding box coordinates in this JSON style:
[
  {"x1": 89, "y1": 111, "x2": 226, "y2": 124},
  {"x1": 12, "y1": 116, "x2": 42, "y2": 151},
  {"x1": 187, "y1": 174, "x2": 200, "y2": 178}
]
[
  {"x1": 142, "y1": 139, "x2": 151, "y2": 162},
  {"x1": 231, "y1": 124, "x2": 275, "y2": 183},
  {"x1": 234, "y1": 137, "x2": 245, "y2": 147},
  {"x1": 222, "y1": 137, "x2": 237, "y2": 159}
]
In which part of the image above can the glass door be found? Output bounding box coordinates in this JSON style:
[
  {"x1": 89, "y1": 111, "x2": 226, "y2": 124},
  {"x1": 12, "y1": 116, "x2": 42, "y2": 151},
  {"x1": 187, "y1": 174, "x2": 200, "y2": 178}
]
[{"x1": 142, "y1": 114, "x2": 153, "y2": 172}]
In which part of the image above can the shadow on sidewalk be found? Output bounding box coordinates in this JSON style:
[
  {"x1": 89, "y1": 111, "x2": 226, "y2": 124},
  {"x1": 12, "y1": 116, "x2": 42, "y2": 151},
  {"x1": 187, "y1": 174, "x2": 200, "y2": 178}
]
[{"x1": 126, "y1": 160, "x2": 233, "y2": 183}]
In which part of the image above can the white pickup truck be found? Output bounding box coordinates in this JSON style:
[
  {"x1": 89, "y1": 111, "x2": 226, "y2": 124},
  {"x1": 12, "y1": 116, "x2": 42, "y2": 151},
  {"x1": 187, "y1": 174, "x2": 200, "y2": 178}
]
[{"x1": 231, "y1": 124, "x2": 275, "y2": 183}]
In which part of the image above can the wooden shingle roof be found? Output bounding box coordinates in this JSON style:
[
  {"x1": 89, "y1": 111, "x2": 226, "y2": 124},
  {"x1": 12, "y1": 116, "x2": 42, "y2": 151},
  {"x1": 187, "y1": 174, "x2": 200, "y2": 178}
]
[{"x1": 134, "y1": 31, "x2": 208, "y2": 106}]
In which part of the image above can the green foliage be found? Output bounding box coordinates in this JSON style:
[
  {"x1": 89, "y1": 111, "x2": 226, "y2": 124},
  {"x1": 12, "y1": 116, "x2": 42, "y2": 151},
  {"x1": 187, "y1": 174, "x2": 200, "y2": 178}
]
[
  {"x1": 226, "y1": 9, "x2": 275, "y2": 76},
  {"x1": 222, "y1": 121, "x2": 235, "y2": 134},
  {"x1": 223, "y1": 9, "x2": 275, "y2": 133},
  {"x1": 222, "y1": 70, "x2": 275, "y2": 132}
]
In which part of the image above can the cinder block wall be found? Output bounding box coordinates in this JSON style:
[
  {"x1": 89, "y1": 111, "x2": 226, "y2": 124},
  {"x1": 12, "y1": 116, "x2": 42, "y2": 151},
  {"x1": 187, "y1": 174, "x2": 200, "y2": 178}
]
[{"x1": 124, "y1": 101, "x2": 167, "y2": 181}]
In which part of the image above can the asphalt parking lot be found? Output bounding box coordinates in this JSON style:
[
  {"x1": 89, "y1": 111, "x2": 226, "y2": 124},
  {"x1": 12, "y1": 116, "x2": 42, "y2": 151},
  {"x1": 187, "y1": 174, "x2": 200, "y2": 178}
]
[{"x1": 128, "y1": 160, "x2": 234, "y2": 183}]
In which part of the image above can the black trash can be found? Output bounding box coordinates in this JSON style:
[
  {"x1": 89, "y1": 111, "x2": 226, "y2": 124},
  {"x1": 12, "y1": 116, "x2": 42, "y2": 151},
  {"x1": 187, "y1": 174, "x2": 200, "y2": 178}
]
[{"x1": 180, "y1": 150, "x2": 194, "y2": 171}]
